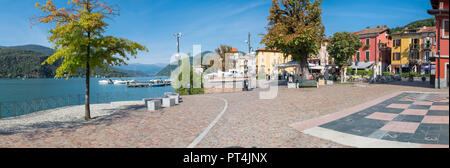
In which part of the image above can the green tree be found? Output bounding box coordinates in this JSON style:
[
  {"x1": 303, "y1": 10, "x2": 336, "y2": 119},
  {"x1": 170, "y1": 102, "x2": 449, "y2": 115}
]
[
  {"x1": 261, "y1": 0, "x2": 325, "y2": 79},
  {"x1": 34, "y1": 0, "x2": 148, "y2": 120},
  {"x1": 327, "y1": 32, "x2": 363, "y2": 83}
]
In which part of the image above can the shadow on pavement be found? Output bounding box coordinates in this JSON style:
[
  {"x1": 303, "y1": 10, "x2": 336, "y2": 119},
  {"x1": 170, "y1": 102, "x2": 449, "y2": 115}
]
[{"x1": 0, "y1": 105, "x2": 143, "y2": 136}]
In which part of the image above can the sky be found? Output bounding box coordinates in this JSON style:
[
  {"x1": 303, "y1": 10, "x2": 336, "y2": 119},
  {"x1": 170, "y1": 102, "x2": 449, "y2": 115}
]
[{"x1": 0, "y1": 0, "x2": 435, "y2": 65}]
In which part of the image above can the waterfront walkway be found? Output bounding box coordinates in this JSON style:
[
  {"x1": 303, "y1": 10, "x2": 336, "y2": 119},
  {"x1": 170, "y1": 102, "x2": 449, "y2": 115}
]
[{"x1": 0, "y1": 82, "x2": 448, "y2": 148}]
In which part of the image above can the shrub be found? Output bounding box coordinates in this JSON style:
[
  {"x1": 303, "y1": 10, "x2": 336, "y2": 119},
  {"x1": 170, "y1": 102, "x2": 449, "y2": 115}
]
[
  {"x1": 175, "y1": 88, "x2": 204, "y2": 95},
  {"x1": 400, "y1": 72, "x2": 421, "y2": 78},
  {"x1": 356, "y1": 70, "x2": 368, "y2": 77},
  {"x1": 346, "y1": 67, "x2": 354, "y2": 76},
  {"x1": 383, "y1": 72, "x2": 392, "y2": 76}
]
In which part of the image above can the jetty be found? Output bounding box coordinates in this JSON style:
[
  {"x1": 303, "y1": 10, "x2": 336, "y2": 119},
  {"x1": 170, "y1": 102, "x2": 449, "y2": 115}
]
[{"x1": 127, "y1": 84, "x2": 150, "y2": 88}]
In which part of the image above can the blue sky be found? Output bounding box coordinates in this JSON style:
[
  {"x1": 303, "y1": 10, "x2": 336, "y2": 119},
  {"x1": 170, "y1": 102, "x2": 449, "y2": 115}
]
[{"x1": 0, "y1": 0, "x2": 434, "y2": 65}]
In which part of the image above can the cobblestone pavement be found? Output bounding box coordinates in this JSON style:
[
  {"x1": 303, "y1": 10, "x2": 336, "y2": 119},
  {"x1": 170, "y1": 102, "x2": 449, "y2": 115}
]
[
  {"x1": 195, "y1": 83, "x2": 448, "y2": 148},
  {"x1": 0, "y1": 82, "x2": 448, "y2": 148},
  {"x1": 0, "y1": 96, "x2": 225, "y2": 148}
]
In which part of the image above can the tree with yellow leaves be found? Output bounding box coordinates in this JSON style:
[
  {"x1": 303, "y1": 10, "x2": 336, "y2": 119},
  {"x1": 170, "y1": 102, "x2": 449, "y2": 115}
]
[{"x1": 34, "y1": 0, "x2": 148, "y2": 120}]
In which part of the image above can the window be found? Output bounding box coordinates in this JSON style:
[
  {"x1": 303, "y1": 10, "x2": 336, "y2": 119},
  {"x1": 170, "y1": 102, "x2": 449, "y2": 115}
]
[
  {"x1": 393, "y1": 39, "x2": 401, "y2": 47},
  {"x1": 365, "y1": 50, "x2": 370, "y2": 61},
  {"x1": 412, "y1": 39, "x2": 419, "y2": 49},
  {"x1": 411, "y1": 52, "x2": 419, "y2": 60},
  {"x1": 366, "y1": 39, "x2": 370, "y2": 45},
  {"x1": 424, "y1": 52, "x2": 430, "y2": 62},
  {"x1": 394, "y1": 53, "x2": 401, "y2": 61},
  {"x1": 440, "y1": 2, "x2": 444, "y2": 9},
  {"x1": 356, "y1": 51, "x2": 360, "y2": 62},
  {"x1": 443, "y1": 19, "x2": 449, "y2": 38}
]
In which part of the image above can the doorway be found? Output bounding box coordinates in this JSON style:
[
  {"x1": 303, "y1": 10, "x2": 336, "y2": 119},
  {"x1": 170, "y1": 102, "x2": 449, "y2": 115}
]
[{"x1": 447, "y1": 63, "x2": 449, "y2": 88}]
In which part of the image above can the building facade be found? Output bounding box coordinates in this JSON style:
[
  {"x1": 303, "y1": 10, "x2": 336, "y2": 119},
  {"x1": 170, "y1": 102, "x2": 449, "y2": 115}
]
[
  {"x1": 256, "y1": 48, "x2": 294, "y2": 77},
  {"x1": 428, "y1": 0, "x2": 449, "y2": 88},
  {"x1": 390, "y1": 27, "x2": 437, "y2": 74},
  {"x1": 352, "y1": 26, "x2": 391, "y2": 75},
  {"x1": 309, "y1": 39, "x2": 330, "y2": 67}
]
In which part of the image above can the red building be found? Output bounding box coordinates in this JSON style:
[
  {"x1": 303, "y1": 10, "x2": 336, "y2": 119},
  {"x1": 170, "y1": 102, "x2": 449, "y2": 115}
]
[
  {"x1": 428, "y1": 0, "x2": 449, "y2": 88},
  {"x1": 352, "y1": 26, "x2": 392, "y2": 74}
]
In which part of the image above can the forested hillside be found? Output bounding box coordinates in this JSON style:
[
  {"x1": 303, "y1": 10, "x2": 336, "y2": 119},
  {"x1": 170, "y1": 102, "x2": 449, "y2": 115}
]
[
  {"x1": 391, "y1": 18, "x2": 436, "y2": 33},
  {"x1": 0, "y1": 45, "x2": 147, "y2": 78}
]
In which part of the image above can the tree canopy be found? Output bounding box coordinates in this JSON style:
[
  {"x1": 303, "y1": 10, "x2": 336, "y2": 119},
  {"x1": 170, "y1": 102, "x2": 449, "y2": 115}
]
[
  {"x1": 327, "y1": 32, "x2": 363, "y2": 68},
  {"x1": 34, "y1": 0, "x2": 148, "y2": 120},
  {"x1": 35, "y1": 0, "x2": 148, "y2": 78},
  {"x1": 261, "y1": 0, "x2": 325, "y2": 78},
  {"x1": 215, "y1": 45, "x2": 234, "y2": 71}
]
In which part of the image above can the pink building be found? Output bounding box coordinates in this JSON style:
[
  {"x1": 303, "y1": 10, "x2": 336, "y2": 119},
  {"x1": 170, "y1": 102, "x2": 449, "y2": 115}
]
[{"x1": 352, "y1": 26, "x2": 392, "y2": 74}]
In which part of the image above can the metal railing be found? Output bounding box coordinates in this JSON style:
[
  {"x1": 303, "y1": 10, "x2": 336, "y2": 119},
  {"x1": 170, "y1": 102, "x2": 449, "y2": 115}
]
[{"x1": 0, "y1": 92, "x2": 158, "y2": 119}]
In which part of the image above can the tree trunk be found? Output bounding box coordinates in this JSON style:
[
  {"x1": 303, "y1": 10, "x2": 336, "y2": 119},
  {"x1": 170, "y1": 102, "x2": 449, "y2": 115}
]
[
  {"x1": 340, "y1": 68, "x2": 345, "y2": 83},
  {"x1": 299, "y1": 57, "x2": 310, "y2": 80},
  {"x1": 343, "y1": 67, "x2": 347, "y2": 83},
  {"x1": 85, "y1": 32, "x2": 91, "y2": 121}
]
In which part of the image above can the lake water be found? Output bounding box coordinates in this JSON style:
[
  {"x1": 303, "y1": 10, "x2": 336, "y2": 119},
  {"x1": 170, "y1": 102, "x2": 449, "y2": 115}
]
[{"x1": 0, "y1": 77, "x2": 173, "y2": 118}]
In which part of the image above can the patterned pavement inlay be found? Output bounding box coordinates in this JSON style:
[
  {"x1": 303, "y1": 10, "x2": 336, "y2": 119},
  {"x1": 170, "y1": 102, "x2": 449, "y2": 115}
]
[{"x1": 319, "y1": 93, "x2": 449, "y2": 145}]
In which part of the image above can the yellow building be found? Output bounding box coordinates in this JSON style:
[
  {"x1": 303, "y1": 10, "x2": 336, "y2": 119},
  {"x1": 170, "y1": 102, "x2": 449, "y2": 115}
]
[
  {"x1": 391, "y1": 27, "x2": 436, "y2": 74},
  {"x1": 256, "y1": 48, "x2": 295, "y2": 77}
]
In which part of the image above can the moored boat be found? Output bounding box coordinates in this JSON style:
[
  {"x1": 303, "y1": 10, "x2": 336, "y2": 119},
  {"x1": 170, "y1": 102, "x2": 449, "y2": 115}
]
[
  {"x1": 113, "y1": 80, "x2": 128, "y2": 85},
  {"x1": 150, "y1": 79, "x2": 166, "y2": 87},
  {"x1": 99, "y1": 79, "x2": 113, "y2": 84}
]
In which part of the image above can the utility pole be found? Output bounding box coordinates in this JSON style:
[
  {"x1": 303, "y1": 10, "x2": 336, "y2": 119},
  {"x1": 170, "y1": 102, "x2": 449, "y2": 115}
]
[
  {"x1": 247, "y1": 33, "x2": 252, "y2": 54},
  {"x1": 374, "y1": 37, "x2": 378, "y2": 82},
  {"x1": 174, "y1": 32, "x2": 183, "y2": 94},
  {"x1": 437, "y1": 21, "x2": 441, "y2": 89},
  {"x1": 245, "y1": 33, "x2": 252, "y2": 78}
]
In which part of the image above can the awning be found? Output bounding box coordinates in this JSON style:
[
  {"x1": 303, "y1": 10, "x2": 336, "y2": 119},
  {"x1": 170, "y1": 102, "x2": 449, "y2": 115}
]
[
  {"x1": 350, "y1": 62, "x2": 374, "y2": 70},
  {"x1": 421, "y1": 65, "x2": 436, "y2": 70},
  {"x1": 278, "y1": 60, "x2": 299, "y2": 68},
  {"x1": 278, "y1": 61, "x2": 325, "y2": 70},
  {"x1": 310, "y1": 65, "x2": 325, "y2": 70}
]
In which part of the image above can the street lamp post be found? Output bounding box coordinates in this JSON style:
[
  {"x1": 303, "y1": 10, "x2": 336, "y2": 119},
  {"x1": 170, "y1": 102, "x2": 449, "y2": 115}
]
[
  {"x1": 245, "y1": 33, "x2": 252, "y2": 79},
  {"x1": 174, "y1": 32, "x2": 183, "y2": 95}
]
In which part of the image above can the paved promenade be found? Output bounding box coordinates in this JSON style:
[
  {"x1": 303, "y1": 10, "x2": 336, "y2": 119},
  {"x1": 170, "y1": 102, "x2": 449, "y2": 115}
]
[{"x1": 0, "y1": 82, "x2": 448, "y2": 148}]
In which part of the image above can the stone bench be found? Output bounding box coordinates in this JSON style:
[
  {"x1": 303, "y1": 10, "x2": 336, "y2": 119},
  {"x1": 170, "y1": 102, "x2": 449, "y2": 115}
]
[
  {"x1": 299, "y1": 80, "x2": 319, "y2": 88},
  {"x1": 143, "y1": 98, "x2": 163, "y2": 111},
  {"x1": 167, "y1": 95, "x2": 180, "y2": 104},
  {"x1": 162, "y1": 97, "x2": 176, "y2": 108},
  {"x1": 288, "y1": 80, "x2": 319, "y2": 88},
  {"x1": 288, "y1": 82, "x2": 297, "y2": 89},
  {"x1": 165, "y1": 92, "x2": 182, "y2": 103}
]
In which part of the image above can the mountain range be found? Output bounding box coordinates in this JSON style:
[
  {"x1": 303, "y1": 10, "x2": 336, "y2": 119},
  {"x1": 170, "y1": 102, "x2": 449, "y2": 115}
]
[
  {"x1": 115, "y1": 63, "x2": 167, "y2": 76},
  {"x1": 0, "y1": 44, "x2": 154, "y2": 78}
]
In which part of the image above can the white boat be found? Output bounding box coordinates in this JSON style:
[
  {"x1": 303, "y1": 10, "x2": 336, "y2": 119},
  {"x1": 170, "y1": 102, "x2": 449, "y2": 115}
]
[
  {"x1": 99, "y1": 79, "x2": 113, "y2": 84},
  {"x1": 150, "y1": 79, "x2": 166, "y2": 87},
  {"x1": 127, "y1": 80, "x2": 137, "y2": 84},
  {"x1": 113, "y1": 80, "x2": 128, "y2": 85}
]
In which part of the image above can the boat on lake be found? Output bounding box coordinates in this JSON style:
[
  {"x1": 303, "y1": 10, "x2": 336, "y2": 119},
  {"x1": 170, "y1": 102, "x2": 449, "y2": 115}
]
[
  {"x1": 99, "y1": 79, "x2": 114, "y2": 84},
  {"x1": 113, "y1": 80, "x2": 128, "y2": 85},
  {"x1": 150, "y1": 79, "x2": 166, "y2": 87}
]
